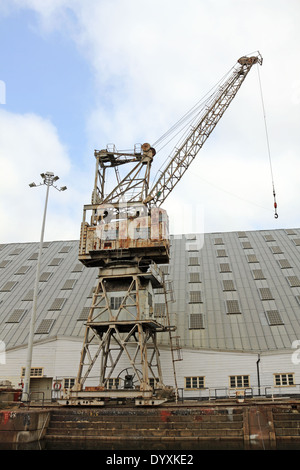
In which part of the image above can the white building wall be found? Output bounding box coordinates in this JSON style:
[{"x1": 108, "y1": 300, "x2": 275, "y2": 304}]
[
  {"x1": 2, "y1": 339, "x2": 300, "y2": 398},
  {"x1": 1, "y1": 338, "x2": 82, "y2": 388},
  {"x1": 173, "y1": 348, "x2": 300, "y2": 398}
]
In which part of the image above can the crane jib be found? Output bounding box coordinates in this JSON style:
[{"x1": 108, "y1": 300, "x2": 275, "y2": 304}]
[{"x1": 144, "y1": 53, "x2": 263, "y2": 208}]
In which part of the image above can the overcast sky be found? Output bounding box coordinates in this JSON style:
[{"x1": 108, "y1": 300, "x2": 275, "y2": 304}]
[{"x1": 0, "y1": 0, "x2": 299, "y2": 243}]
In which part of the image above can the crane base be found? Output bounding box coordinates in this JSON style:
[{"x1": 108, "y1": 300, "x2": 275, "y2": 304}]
[{"x1": 58, "y1": 389, "x2": 168, "y2": 407}]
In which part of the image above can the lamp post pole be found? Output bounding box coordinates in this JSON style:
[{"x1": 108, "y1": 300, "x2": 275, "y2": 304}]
[{"x1": 22, "y1": 172, "x2": 67, "y2": 402}]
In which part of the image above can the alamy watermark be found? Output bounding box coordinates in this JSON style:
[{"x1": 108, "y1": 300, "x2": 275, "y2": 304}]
[
  {"x1": 93, "y1": 201, "x2": 205, "y2": 250},
  {"x1": 0, "y1": 341, "x2": 6, "y2": 364},
  {"x1": 0, "y1": 80, "x2": 6, "y2": 104},
  {"x1": 291, "y1": 340, "x2": 300, "y2": 365}
]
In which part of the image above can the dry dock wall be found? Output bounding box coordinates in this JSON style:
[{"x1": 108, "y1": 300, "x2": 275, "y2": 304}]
[
  {"x1": 1, "y1": 402, "x2": 300, "y2": 447},
  {"x1": 0, "y1": 409, "x2": 50, "y2": 443}
]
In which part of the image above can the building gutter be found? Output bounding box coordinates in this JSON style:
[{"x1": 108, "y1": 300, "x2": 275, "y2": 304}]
[{"x1": 256, "y1": 354, "x2": 261, "y2": 396}]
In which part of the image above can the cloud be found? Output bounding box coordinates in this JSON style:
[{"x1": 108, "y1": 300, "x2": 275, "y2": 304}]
[{"x1": 0, "y1": 109, "x2": 76, "y2": 242}]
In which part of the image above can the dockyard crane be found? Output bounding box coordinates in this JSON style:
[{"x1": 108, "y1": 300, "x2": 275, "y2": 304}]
[{"x1": 61, "y1": 53, "x2": 263, "y2": 406}]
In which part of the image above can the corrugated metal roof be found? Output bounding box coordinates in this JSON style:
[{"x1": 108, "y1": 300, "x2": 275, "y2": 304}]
[
  {"x1": 0, "y1": 240, "x2": 98, "y2": 349},
  {"x1": 166, "y1": 228, "x2": 300, "y2": 352},
  {"x1": 1, "y1": 228, "x2": 300, "y2": 353}
]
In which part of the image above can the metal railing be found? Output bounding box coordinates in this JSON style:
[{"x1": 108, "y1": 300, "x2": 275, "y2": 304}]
[{"x1": 177, "y1": 385, "x2": 300, "y2": 402}]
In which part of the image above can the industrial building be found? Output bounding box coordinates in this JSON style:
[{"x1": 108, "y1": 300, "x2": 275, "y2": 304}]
[
  {"x1": 1, "y1": 226, "x2": 300, "y2": 402},
  {"x1": 2, "y1": 53, "x2": 298, "y2": 406}
]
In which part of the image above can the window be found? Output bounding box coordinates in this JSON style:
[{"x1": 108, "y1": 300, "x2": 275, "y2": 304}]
[
  {"x1": 48, "y1": 298, "x2": 66, "y2": 310},
  {"x1": 264, "y1": 234, "x2": 275, "y2": 242},
  {"x1": 189, "y1": 291, "x2": 202, "y2": 303},
  {"x1": 35, "y1": 319, "x2": 56, "y2": 334},
  {"x1": 287, "y1": 276, "x2": 300, "y2": 287},
  {"x1": 189, "y1": 273, "x2": 201, "y2": 283},
  {"x1": 259, "y1": 287, "x2": 274, "y2": 300},
  {"x1": 28, "y1": 252, "x2": 38, "y2": 260},
  {"x1": 72, "y1": 263, "x2": 83, "y2": 272},
  {"x1": 107, "y1": 378, "x2": 120, "y2": 389},
  {"x1": 214, "y1": 238, "x2": 224, "y2": 245},
  {"x1": 274, "y1": 373, "x2": 295, "y2": 387},
  {"x1": 15, "y1": 265, "x2": 30, "y2": 275},
  {"x1": 247, "y1": 254, "x2": 259, "y2": 263},
  {"x1": 278, "y1": 259, "x2": 292, "y2": 269},
  {"x1": 220, "y1": 263, "x2": 231, "y2": 273},
  {"x1": 63, "y1": 378, "x2": 75, "y2": 389},
  {"x1": 6, "y1": 309, "x2": 27, "y2": 323},
  {"x1": 237, "y1": 231, "x2": 247, "y2": 238},
  {"x1": 226, "y1": 300, "x2": 241, "y2": 314},
  {"x1": 0, "y1": 260, "x2": 10, "y2": 268},
  {"x1": 223, "y1": 280, "x2": 235, "y2": 291},
  {"x1": 252, "y1": 269, "x2": 265, "y2": 280},
  {"x1": 188, "y1": 257, "x2": 199, "y2": 266},
  {"x1": 61, "y1": 279, "x2": 77, "y2": 290},
  {"x1": 59, "y1": 245, "x2": 71, "y2": 253},
  {"x1": 9, "y1": 248, "x2": 23, "y2": 255},
  {"x1": 216, "y1": 249, "x2": 227, "y2": 257},
  {"x1": 48, "y1": 257, "x2": 63, "y2": 266},
  {"x1": 154, "y1": 303, "x2": 166, "y2": 317},
  {"x1": 266, "y1": 310, "x2": 284, "y2": 326},
  {"x1": 271, "y1": 246, "x2": 283, "y2": 254},
  {"x1": 0, "y1": 281, "x2": 18, "y2": 292},
  {"x1": 110, "y1": 296, "x2": 123, "y2": 310},
  {"x1": 22, "y1": 289, "x2": 40, "y2": 301},
  {"x1": 242, "y1": 242, "x2": 252, "y2": 249},
  {"x1": 292, "y1": 239, "x2": 300, "y2": 246},
  {"x1": 39, "y1": 272, "x2": 53, "y2": 282},
  {"x1": 185, "y1": 376, "x2": 205, "y2": 390},
  {"x1": 77, "y1": 307, "x2": 90, "y2": 321},
  {"x1": 189, "y1": 314, "x2": 204, "y2": 329},
  {"x1": 21, "y1": 367, "x2": 43, "y2": 378},
  {"x1": 230, "y1": 375, "x2": 249, "y2": 389},
  {"x1": 149, "y1": 377, "x2": 159, "y2": 388}
]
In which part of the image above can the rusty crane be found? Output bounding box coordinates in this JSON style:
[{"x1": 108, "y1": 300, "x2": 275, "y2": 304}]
[{"x1": 61, "y1": 53, "x2": 263, "y2": 406}]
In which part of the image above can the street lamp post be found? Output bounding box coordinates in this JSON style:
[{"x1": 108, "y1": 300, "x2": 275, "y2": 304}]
[{"x1": 22, "y1": 171, "x2": 67, "y2": 402}]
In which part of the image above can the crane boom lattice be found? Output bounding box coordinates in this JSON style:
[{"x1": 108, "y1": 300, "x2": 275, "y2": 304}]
[{"x1": 144, "y1": 54, "x2": 263, "y2": 207}]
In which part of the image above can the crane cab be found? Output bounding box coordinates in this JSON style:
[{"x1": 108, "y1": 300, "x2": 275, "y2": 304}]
[{"x1": 79, "y1": 204, "x2": 170, "y2": 268}]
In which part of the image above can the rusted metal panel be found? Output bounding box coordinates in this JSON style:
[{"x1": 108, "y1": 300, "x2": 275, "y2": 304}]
[{"x1": 79, "y1": 207, "x2": 170, "y2": 266}]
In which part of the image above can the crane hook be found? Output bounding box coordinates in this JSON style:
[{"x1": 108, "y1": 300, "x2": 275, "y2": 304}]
[{"x1": 273, "y1": 190, "x2": 278, "y2": 219}]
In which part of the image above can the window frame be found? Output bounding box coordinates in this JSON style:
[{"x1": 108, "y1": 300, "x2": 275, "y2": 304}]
[
  {"x1": 184, "y1": 376, "x2": 205, "y2": 390},
  {"x1": 107, "y1": 378, "x2": 121, "y2": 389},
  {"x1": 21, "y1": 367, "x2": 44, "y2": 378},
  {"x1": 63, "y1": 377, "x2": 76, "y2": 389},
  {"x1": 273, "y1": 373, "x2": 295, "y2": 387},
  {"x1": 229, "y1": 375, "x2": 250, "y2": 389}
]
